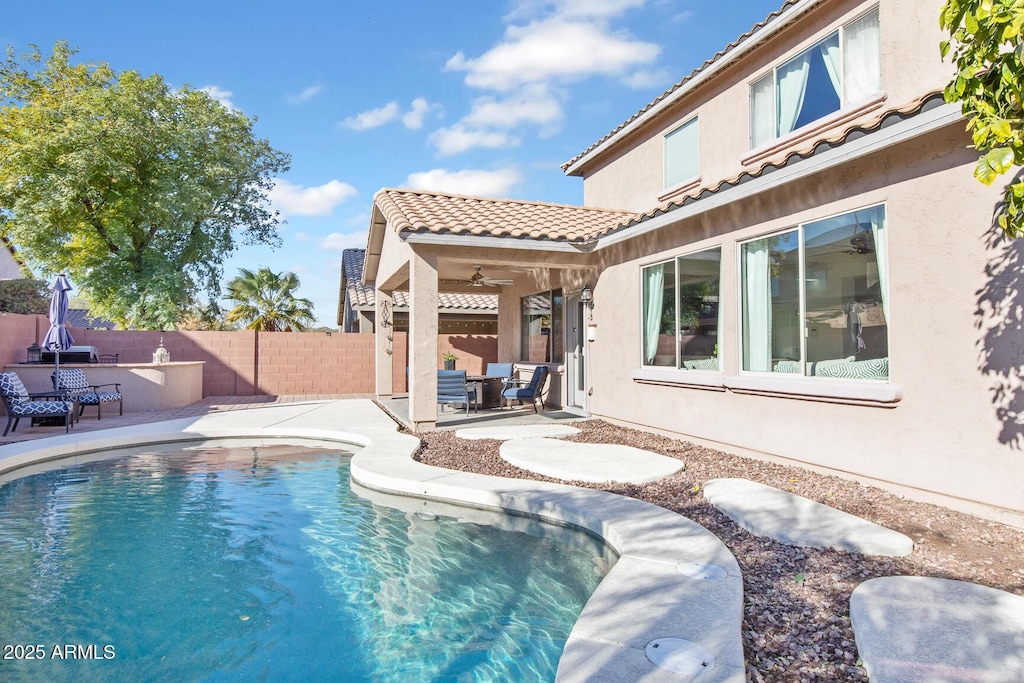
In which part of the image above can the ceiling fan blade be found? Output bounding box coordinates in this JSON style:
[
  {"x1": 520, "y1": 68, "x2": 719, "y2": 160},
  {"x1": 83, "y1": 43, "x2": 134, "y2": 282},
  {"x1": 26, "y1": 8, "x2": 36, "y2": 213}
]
[{"x1": 480, "y1": 278, "x2": 514, "y2": 285}]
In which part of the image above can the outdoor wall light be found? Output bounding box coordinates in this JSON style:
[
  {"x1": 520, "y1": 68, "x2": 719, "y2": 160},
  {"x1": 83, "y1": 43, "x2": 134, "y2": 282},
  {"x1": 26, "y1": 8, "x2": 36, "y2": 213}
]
[
  {"x1": 581, "y1": 284, "x2": 594, "y2": 310},
  {"x1": 26, "y1": 343, "x2": 41, "y2": 364}
]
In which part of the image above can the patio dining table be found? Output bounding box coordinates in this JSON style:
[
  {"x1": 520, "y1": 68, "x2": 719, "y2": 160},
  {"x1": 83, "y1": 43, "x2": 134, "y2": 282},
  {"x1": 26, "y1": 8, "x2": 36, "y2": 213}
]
[{"x1": 466, "y1": 375, "x2": 505, "y2": 409}]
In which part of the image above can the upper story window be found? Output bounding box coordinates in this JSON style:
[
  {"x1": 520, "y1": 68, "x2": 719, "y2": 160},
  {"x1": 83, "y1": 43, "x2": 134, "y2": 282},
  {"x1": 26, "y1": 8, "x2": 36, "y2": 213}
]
[
  {"x1": 642, "y1": 246, "x2": 721, "y2": 370},
  {"x1": 750, "y1": 7, "x2": 880, "y2": 148},
  {"x1": 664, "y1": 117, "x2": 699, "y2": 188}
]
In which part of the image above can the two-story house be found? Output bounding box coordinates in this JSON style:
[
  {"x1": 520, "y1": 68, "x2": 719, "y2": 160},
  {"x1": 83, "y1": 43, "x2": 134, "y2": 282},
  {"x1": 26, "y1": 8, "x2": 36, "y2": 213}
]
[{"x1": 362, "y1": 0, "x2": 1021, "y2": 527}]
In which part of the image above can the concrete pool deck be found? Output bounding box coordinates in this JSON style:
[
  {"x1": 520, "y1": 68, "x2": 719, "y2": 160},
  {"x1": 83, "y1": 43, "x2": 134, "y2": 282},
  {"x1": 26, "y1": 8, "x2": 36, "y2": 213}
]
[{"x1": 0, "y1": 398, "x2": 746, "y2": 683}]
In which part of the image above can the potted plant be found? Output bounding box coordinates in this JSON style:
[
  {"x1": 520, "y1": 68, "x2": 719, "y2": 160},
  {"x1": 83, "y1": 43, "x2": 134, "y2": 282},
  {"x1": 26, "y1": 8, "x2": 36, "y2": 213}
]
[{"x1": 442, "y1": 351, "x2": 458, "y2": 370}]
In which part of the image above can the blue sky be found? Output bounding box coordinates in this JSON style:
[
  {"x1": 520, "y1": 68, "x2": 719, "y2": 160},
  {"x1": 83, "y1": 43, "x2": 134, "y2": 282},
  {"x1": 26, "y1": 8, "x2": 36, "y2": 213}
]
[{"x1": 3, "y1": 0, "x2": 784, "y2": 325}]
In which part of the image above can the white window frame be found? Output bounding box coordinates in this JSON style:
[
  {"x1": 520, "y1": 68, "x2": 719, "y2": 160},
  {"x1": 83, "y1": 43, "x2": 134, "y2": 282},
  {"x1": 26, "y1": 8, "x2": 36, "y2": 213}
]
[
  {"x1": 663, "y1": 116, "x2": 699, "y2": 190},
  {"x1": 749, "y1": 5, "x2": 880, "y2": 149}
]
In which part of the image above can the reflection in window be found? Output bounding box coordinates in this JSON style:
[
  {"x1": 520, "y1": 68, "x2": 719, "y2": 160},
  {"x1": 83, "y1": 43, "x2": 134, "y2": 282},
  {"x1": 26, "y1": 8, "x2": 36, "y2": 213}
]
[
  {"x1": 521, "y1": 289, "x2": 564, "y2": 363},
  {"x1": 642, "y1": 248, "x2": 720, "y2": 370},
  {"x1": 741, "y1": 205, "x2": 889, "y2": 379},
  {"x1": 664, "y1": 117, "x2": 699, "y2": 188},
  {"x1": 750, "y1": 7, "x2": 880, "y2": 148}
]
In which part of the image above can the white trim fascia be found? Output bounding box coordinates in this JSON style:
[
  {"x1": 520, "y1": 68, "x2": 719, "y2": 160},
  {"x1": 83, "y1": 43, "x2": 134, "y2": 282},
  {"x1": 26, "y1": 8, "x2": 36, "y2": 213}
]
[
  {"x1": 725, "y1": 374, "x2": 903, "y2": 404},
  {"x1": 563, "y1": 0, "x2": 826, "y2": 176},
  {"x1": 403, "y1": 232, "x2": 593, "y2": 253},
  {"x1": 594, "y1": 101, "x2": 964, "y2": 251}
]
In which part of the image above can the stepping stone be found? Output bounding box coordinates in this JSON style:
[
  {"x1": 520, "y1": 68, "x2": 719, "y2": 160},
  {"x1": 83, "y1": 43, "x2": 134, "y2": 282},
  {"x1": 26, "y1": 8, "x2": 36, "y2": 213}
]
[
  {"x1": 500, "y1": 437, "x2": 684, "y2": 484},
  {"x1": 455, "y1": 424, "x2": 580, "y2": 440},
  {"x1": 703, "y1": 478, "x2": 913, "y2": 556},
  {"x1": 851, "y1": 576, "x2": 1024, "y2": 682}
]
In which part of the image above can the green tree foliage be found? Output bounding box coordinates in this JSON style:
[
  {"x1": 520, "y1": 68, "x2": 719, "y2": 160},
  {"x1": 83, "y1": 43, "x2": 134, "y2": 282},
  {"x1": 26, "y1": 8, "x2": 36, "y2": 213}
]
[
  {"x1": 223, "y1": 267, "x2": 316, "y2": 332},
  {"x1": 941, "y1": 0, "x2": 1024, "y2": 237},
  {"x1": 0, "y1": 278, "x2": 48, "y2": 314},
  {"x1": 0, "y1": 42, "x2": 290, "y2": 328}
]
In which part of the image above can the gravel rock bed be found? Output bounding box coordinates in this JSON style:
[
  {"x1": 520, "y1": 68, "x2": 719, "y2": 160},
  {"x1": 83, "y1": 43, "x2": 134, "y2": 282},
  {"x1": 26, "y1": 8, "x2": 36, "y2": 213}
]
[{"x1": 408, "y1": 418, "x2": 1024, "y2": 683}]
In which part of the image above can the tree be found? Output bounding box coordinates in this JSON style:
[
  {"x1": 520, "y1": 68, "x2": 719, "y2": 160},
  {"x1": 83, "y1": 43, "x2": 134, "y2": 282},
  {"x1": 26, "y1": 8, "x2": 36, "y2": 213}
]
[
  {"x1": 0, "y1": 42, "x2": 290, "y2": 329},
  {"x1": 940, "y1": 0, "x2": 1024, "y2": 237},
  {"x1": 223, "y1": 267, "x2": 316, "y2": 331},
  {"x1": 0, "y1": 278, "x2": 48, "y2": 314}
]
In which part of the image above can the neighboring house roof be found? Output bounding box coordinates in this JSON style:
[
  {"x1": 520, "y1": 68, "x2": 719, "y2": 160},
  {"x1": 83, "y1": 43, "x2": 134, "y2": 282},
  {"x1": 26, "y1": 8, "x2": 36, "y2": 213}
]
[
  {"x1": 369, "y1": 92, "x2": 949, "y2": 248},
  {"x1": 373, "y1": 188, "x2": 634, "y2": 243},
  {"x1": 562, "y1": 0, "x2": 821, "y2": 174},
  {"x1": 66, "y1": 308, "x2": 116, "y2": 330},
  {"x1": 342, "y1": 248, "x2": 498, "y2": 312},
  {"x1": 0, "y1": 236, "x2": 32, "y2": 279}
]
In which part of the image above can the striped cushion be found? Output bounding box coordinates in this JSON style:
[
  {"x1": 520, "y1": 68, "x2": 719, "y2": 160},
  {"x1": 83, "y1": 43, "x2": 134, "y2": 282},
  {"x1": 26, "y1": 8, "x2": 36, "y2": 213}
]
[
  {"x1": 0, "y1": 372, "x2": 31, "y2": 403},
  {"x1": 682, "y1": 358, "x2": 719, "y2": 371},
  {"x1": 772, "y1": 360, "x2": 801, "y2": 374},
  {"x1": 815, "y1": 357, "x2": 889, "y2": 380},
  {"x1": 809, "y1": 356, "x2": 856, "y2": 376},
  {"x1": 10, "y1": 400, "x2": 71, "y2": 417}
]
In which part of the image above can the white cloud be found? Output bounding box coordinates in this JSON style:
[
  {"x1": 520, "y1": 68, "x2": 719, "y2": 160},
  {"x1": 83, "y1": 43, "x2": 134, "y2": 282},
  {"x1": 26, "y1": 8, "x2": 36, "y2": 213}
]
[
  {"x1": 200, "y1": 85, "x2": 236, "y2": 110},
  {"x1": 320, "y1": 231, "x2": 368, "y2": 251},
  {"x1": 445, "y1": 18, "x2": 659, "y2": 91},
  {"x1": 341, "y1": 101, "x2": 400, "y2": 131},
  {"x1": 402, "y1": 97, "x2": 433, "y2": 129},
  {"x1": 505, "y1": 0, "x2": 645, "y2": 21},
  {"x1": 287, "y1": 84, "x2": 324, "y2": 105},
  {"x1": 404, "y1": 168, "x2": 521, "y2": 197},
  {"x1": 429, "y1": 126, "x2": 520, "y2": 156},
  {"x1": 269, "y1": 179, "x2": 358, "y2": 218},
  {"x1": 621, "y1": 68, "x2": 674, "y2": 89},
  {"x1": 463, "y1": 84, "x2": 563, "y2": 131}
]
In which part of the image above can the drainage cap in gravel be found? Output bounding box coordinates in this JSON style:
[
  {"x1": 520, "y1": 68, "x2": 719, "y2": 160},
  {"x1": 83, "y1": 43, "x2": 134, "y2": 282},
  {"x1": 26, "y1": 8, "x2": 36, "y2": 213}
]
[
  {"x1": 676, "y1": 562, "x2": 728, "y2": 581},
  {"x1": 645, "y1": 638, "x2": 715, "y2": 674}
]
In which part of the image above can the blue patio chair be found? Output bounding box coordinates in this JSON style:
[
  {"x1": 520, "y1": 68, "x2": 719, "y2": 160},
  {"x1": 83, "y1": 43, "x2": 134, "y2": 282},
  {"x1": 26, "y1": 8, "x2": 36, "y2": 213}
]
[
  {"x1": 437, "y1": 369, "x2": 478, "y2": 416},
  {"x1": 53, "y1": 368, "x2": 123, "y2": 420},
  {"x1": 0, "y1": 371, "x2": 72, "y2": 436},
  {"x1": 485, "y1": 362, "x2": 515, "y2": 391},
  {"x1": 501, "y1": 366, "x2": 549, "y2": 413}
]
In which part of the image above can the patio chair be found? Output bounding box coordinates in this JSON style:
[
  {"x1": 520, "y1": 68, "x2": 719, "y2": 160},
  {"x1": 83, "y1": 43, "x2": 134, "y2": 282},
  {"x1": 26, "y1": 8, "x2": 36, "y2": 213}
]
[
  {"x1": 484, "y1": 362, "x2": 515, "y2": 392},
  {"x1": 0, "y1": 371, "x2": 72, "y2": 436},
  {"x1": 501, "y1": 366, "x2": 549, "y2": 413},
  {"x1": 437, "y1": 369, "x2": 478, "y2": 416},
  {"x1": 52, "y1": 368, "x2": 123, "y2": 420}
]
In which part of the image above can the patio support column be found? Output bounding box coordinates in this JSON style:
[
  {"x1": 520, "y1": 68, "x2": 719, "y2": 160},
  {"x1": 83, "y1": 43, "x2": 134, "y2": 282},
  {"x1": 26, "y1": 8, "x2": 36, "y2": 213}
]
[
  {"x1": 374, "y1": 288, "x2": 394, "y2": 400},
  {"x1": 408, "y1": 251, "x2": 438, "y2": 432}
]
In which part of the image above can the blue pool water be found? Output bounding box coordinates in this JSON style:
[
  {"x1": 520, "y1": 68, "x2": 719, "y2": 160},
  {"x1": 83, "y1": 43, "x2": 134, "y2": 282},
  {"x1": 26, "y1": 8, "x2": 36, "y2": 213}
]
[{"x1": 0, "y1": 445, "x2": 611, "y2": 682}]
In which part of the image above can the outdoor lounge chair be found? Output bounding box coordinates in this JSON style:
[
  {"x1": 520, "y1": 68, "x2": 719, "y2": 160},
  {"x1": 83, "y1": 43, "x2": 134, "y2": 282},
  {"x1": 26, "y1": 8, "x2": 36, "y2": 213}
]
[
  {"x1": 53, "y1": 368, "x2": 123, "y2": 420},
  {"x1": 437, "y1": 369, "x2": 478, "y2": 416},
  {"x1": 0, "y1": 371, "x2": 73, "y2": 436},
  {"x1": 501, "y1": 366, "x2": 549, "y2": 412}
]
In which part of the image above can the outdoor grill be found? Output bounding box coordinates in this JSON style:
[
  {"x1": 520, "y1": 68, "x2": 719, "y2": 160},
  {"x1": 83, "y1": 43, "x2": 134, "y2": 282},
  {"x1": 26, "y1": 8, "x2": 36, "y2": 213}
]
[{"x1": 40, "y1": 345, "x2": 99, "y2": 364}]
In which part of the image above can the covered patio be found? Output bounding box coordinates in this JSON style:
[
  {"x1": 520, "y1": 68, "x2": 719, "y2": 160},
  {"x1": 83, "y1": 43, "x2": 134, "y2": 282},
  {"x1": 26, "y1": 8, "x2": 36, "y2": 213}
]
[{"x1": 363, "y1": 188, "x2": 633, "y2": 432}]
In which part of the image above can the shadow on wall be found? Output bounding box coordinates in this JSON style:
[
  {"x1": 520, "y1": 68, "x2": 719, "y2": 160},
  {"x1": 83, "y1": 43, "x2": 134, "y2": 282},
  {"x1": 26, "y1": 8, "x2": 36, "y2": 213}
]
[{"x1": 976, "y1": 203, "x2": 1024, "y2": 449}]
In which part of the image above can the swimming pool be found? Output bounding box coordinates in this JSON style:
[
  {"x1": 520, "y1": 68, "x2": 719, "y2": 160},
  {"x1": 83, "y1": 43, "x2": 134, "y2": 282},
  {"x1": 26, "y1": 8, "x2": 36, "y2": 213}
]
[{"x1": 0, "y1": 443, "x2": 612, "y2": 682}]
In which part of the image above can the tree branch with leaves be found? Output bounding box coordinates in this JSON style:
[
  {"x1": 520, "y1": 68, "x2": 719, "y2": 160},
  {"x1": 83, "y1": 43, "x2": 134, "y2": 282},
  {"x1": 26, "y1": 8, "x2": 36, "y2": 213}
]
[{"x1": 941, "y1": 0, "x2": 1024, "y2": 237}]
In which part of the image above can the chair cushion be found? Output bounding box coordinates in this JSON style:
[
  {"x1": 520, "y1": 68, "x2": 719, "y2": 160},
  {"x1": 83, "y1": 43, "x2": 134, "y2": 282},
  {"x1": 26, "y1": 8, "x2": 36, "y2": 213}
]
[
  {"x1": 10, "y1": 400, "x2": 71, "y2": 417},
  {"x1": 54, "y1": 369, "x2": 91, "y2": 394},
  {"x1": 77, "y1": 391, "x2": 122, "y2": 405},
  {"x1": 0, "y1": 372, "x2": 30, "y2": 402}
]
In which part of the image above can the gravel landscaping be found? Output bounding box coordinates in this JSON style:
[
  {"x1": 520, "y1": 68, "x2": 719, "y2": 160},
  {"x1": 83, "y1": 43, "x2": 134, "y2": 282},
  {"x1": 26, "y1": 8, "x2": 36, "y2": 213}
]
[{"x1": 409, "y1": 418, "x2": 1024, "y2": 683}]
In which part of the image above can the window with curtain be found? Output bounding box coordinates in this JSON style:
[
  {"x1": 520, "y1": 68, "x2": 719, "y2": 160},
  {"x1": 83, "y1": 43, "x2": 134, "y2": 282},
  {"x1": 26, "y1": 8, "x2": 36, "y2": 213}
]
[
  {"x1": 740, "y1": 205, "x2": 889, "y2": 379},
  {"x1": 642, "y1": 247, "x2": 720, "y2": 369},
  {"x1": 520, "y1": 289, "x2": 564, "y2": 363},
  {"x1": 664, "y1": 117, "x2": 699, "y2": 188},
  {"x1": 750, "y1": 6, "x2": 880, "y2": 148}
]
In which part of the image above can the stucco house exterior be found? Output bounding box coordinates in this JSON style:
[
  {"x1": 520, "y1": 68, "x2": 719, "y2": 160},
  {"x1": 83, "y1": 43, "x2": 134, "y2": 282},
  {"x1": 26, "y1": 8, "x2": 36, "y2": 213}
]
[{"x1": 362, "y1": 0, "x2": 1022, "y2": 527}]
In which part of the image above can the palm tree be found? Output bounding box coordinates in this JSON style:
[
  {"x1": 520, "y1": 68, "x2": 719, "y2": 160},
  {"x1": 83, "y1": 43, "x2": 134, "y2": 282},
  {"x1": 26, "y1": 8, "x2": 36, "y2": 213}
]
[{"x1": 223, "y1": 267, "x2": 316, "y2": 331}]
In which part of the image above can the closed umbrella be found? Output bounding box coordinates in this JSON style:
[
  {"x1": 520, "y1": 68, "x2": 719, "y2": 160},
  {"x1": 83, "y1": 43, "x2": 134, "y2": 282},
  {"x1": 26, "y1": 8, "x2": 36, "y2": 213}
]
[{"x1": 42, "y1": 274, "x2": 75, "y2": 380}]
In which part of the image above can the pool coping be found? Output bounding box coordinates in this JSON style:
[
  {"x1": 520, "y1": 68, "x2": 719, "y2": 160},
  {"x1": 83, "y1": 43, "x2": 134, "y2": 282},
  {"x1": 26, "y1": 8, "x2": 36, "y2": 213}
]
[{"x1": 0, "y1": 399, "x2": 745, "y2": 682}]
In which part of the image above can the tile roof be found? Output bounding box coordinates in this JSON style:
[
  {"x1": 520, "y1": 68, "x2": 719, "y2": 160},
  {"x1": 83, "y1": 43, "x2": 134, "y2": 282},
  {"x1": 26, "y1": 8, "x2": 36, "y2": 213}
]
[
  {"x1": 371, "y1": 93, "x2": 949, "y2": 246},
  {"x1": 373, "y1": 188, "x2": 633, "y2": 243},
  {"x1": 342, "y1": 248, "x2": 497, "y2": 312},
  {"x1": 562, "y1": 0, "x2": 808, "y2": 173},
  {"x1": 67, "y1": 308, "x2": 116, "y2": 330}
]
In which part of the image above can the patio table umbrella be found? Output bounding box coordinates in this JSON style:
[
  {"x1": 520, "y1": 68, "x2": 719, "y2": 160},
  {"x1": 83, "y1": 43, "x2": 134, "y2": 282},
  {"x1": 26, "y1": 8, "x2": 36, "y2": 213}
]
[{"x1": 41, "y1": 274, "x2": 75, "y2": 379}]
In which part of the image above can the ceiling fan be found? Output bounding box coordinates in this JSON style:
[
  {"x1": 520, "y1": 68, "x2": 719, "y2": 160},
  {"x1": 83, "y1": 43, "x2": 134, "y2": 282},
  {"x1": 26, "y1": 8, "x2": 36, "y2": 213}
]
[{"x1": 458, "y1": 266, "x2": 514, "y2": 287}]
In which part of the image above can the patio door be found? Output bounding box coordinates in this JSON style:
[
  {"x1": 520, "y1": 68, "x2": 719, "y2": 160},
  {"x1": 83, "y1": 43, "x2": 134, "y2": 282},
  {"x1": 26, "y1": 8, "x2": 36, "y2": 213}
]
[{"x1": 565, "y1": 294, "x2": 588, "y2": 411}]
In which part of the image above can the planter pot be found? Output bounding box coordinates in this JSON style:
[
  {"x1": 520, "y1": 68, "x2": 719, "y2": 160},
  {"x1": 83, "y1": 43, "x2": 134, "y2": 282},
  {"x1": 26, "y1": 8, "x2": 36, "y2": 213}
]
[{"x1": 444, "y1": 359, "x2": 455, "y2": 370}]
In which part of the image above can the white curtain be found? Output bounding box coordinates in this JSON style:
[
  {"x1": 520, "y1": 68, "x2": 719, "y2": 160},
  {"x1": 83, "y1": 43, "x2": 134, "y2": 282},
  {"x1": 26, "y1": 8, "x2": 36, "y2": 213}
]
[
  {"x1": 742, "y1": 242, "x2": 773, "y2": 371},
  {"x1": 867, "y1": 208, "x2": 889, "y2": 323},
  {"x1": 819, "y1": 37, "x2": 841, "y2": 101},
  {"x1": 776, "y1": 52, "x2": 810, "y2": 137},
  {"x1": 643, "y1": 264, "x2": 665, "y2": 365},
  {"x1": 844, "y1": 8, "x2": 881, "y2": 102},
  {"x1": 750, "y1": 74, "x2": 775, "y2": 148}
]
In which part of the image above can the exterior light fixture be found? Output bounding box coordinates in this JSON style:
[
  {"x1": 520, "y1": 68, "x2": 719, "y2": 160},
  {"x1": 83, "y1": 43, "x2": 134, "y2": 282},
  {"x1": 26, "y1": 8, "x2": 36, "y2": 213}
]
[
  {"x1": 581, "y1": 285, "x2": 594, "y2": 310},
  {"x1": 26, "y1": 343, "x2": 41, "y2": 364}
]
